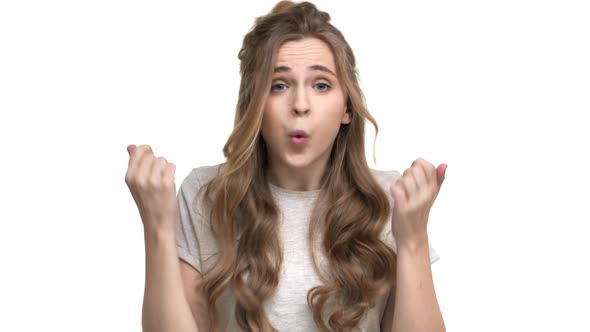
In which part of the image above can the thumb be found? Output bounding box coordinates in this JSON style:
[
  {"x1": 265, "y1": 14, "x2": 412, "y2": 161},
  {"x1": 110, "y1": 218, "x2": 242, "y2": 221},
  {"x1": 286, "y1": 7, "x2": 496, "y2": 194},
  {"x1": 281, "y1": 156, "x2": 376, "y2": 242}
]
[
  {"x1": 127, "y1": 144, "x2": 136, "y2": 155},
  {"x1": 436, "y1": 163, "x2": 447, "y2": 187}
]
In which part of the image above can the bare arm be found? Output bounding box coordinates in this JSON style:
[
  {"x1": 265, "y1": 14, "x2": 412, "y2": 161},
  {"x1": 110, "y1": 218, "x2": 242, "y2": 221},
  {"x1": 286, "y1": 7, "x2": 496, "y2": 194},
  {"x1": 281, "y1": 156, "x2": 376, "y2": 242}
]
[
  {"x1": 381, "y1": 238, "x2": 445, "y2": 332},
  {"x1": 180, "y1": 259, "x2": 213, "y2": 330},
  {"x1": 142, "y1": 227, "x2": 201, "y2": 332},
  {"x1": 126, "y1": 144, "x2": 208, "y2": 331}
]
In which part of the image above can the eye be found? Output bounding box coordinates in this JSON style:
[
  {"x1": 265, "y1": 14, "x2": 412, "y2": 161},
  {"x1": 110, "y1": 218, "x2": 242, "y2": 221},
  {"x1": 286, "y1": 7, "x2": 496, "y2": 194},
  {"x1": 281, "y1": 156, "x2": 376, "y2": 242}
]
[
  {"x1": 271, "y1": 83, "x2": 287, "y2": 92},
  {"x1": 314, "y1": 83, "x2": 331, "y2": 91}
]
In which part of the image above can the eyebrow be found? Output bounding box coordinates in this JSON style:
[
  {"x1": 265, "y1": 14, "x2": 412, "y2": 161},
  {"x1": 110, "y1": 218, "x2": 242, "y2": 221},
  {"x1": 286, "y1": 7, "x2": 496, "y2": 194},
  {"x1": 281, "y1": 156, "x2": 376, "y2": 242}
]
[{"x1": 273, "y1": 65, "x2": 337, "y2": 77}]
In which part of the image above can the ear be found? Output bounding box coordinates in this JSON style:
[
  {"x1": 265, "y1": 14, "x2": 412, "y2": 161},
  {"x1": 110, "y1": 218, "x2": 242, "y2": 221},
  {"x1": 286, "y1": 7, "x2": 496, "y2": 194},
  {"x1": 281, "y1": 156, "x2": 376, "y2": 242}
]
[{"x1": 341, "y1": 107, "x2": 352, "y2": 124}]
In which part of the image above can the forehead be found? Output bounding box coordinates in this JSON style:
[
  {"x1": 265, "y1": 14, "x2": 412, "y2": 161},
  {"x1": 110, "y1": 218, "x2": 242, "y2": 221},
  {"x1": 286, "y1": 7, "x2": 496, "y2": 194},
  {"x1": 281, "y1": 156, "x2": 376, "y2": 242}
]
[{"x1": 275, "y1": 37, "x2": 336, "y2": 71}]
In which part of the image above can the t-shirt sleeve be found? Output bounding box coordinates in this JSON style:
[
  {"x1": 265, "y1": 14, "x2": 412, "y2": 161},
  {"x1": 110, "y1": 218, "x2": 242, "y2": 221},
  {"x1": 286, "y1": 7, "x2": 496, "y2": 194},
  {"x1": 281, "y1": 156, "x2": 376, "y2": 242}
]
[
  {"x1": 377, "y1": 169, "x2": 441, "y2": 265},
  {"x1": 175, "y1": 168, "x2": 214, "y2": 272}
]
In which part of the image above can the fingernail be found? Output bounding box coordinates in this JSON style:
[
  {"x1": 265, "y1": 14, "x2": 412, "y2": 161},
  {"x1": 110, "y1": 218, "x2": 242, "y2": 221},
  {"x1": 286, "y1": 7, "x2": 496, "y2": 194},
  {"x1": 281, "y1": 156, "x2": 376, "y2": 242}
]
[{"x1": 437, "y1": 163, "x2": 447, "y2": 177}]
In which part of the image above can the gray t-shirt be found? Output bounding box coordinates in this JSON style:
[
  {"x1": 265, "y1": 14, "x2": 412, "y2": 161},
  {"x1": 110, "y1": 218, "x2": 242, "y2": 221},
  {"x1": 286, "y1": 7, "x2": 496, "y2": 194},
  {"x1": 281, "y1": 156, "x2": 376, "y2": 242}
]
[{"x1": 175, "y1": 164, "x2": 440, "y2": 332}]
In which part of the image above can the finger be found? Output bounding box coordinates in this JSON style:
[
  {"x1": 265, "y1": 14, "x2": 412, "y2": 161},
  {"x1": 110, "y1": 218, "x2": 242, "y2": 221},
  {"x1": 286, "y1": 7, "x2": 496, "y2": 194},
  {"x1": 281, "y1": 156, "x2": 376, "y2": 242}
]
[
  {"x1": 136, "y1": 145, "x2": 156, "y2": 182},
  {"x1": 127, "y1": 144, "x2": 137, "y2": 167},
  {"x1": 436, "y1": 163, "x2": 447, "y2": 187},
  {"x1": 401, "y1": 171, "x2": 417, "y2": 200},
  {"x1": 127, "y1": 144, "x2": 150, "y2": 177},
  {"x1": 125, "y1": 144, "x2": 136, "y2": 181},
  {"x1": 410, "y1": 163, "x2": 428, "y2": 191},
  {"x1": 127, "y1": 144, "x2": 139, "y2": 169},
  {"x1": 413, "y1": 158, "x2": 436, "y2": 187},
  {"x1": 127, "y1": 144, "x2": 136, "y2": 155},
  {"x1": 150, "y1": 157, "x2": 169, "y2": 182},
  {"x1": 128, "y1": 144, "x2": 150, "y2": 161},
  {"x1": 163, "y1": 162, "x2": 176, "y2": 185},
  {"x1": 391, "y1": 180, "x2": 407, "y2": 207}
]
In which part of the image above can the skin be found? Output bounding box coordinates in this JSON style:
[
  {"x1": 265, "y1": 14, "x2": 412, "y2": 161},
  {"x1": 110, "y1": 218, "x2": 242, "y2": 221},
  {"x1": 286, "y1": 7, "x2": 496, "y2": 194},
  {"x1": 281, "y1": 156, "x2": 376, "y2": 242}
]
[
  {"x1": 126, "y1": 144, "x2": 205, "y2": 331},
  {"x1": 257, "y1": 36, "x2": 447, "y2": 331},
  {"x1": 126, "y1": 36, "x2": 446, "y2": 332},
  {"x1": 260, "y1": 37, "x2": 351, "y2": 191},
  {"x1": 381, "y1": 159, "x2": 447, "y2": 332}
]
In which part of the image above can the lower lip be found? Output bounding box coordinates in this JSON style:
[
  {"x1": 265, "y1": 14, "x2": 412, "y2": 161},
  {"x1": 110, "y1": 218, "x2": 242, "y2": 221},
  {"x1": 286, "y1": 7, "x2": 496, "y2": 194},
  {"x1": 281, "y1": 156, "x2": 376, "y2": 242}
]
[{"x1": 291, "y1": 136, "x2": 306, "y2": 144}]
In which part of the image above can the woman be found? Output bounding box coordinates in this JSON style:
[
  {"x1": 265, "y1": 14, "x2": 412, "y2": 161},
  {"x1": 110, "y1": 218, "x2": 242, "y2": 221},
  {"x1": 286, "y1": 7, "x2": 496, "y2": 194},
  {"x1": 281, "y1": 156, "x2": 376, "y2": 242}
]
[{"x1": 125, "y1": 1, "x2": 447, "y2": 331}]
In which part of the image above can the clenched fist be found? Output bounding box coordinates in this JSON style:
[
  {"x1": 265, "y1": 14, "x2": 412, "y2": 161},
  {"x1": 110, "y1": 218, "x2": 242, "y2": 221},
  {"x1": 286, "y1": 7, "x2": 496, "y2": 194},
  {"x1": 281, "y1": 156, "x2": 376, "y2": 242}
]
[
  {"x1": 390, "y1": 158, "x2": 447, "y2": 249},
  {"x1": 125, "y1": 144, "x2": 177, "y2": 234}
]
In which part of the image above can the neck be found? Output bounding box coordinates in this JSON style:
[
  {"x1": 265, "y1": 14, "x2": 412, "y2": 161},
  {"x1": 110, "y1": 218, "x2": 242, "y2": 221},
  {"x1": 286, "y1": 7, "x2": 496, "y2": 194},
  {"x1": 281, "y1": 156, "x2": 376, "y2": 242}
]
[{"x1": 266, "y1": 156, "x2": 329, "y2": 191}]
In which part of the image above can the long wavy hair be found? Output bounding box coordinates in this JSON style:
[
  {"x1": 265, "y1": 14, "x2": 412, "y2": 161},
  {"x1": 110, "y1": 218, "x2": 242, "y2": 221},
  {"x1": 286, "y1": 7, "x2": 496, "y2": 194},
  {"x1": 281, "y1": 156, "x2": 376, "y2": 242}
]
[{"x1": 198, "y1": 1, "x2": 397, "y2": 331}]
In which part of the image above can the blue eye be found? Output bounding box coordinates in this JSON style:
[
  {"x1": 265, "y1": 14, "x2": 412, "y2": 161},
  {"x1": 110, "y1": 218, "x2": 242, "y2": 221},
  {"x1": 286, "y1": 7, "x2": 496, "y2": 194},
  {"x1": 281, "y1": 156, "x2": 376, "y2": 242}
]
[
  {"x1": 315, "y1": 83, "x2": 331, "y2": 91},
  {"x1": 271, "y1": 83, "x2": 287, "y2": 92}
]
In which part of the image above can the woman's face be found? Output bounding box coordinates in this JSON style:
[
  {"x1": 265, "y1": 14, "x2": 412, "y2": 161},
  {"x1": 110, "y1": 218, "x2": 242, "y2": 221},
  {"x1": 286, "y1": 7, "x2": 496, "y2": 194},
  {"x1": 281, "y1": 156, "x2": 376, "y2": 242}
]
[{"x1": 260, "y1": 37, "x2": 351, "y2": 171}]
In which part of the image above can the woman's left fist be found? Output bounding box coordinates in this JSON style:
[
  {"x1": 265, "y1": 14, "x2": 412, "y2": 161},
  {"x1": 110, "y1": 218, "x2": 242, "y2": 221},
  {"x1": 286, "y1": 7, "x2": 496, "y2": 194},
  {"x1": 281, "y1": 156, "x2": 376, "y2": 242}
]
[{"x1": 390, "y1": 158, "x2": 447, "y2": 248}]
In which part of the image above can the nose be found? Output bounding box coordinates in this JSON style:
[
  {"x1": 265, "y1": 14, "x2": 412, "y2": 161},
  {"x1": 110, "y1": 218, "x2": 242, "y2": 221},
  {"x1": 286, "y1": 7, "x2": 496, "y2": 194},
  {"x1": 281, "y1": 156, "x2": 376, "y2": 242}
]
[{"x1": 292, "y1": 86, "x2": 310, "y2": 116}]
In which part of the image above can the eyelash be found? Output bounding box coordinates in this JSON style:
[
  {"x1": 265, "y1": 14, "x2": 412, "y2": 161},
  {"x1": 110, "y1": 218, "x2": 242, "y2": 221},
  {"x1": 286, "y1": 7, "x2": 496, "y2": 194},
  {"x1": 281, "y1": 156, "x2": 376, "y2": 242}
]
[{"x1": 271, "y1": 82, "x2": 331, "y2": 92}]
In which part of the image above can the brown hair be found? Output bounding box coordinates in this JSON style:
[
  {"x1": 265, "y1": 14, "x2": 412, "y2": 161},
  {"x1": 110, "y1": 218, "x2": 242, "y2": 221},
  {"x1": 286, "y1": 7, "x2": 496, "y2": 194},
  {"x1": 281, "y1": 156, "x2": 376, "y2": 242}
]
[{"x1": 198, "y1": 1, "x2": 396, "y2": 331}]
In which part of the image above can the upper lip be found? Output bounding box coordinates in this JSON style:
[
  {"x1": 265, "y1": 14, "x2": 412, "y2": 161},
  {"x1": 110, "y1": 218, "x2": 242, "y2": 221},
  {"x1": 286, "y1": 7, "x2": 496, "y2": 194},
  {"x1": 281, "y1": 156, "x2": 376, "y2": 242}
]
[{"x1": 288, "y1": 129, "x2": 309, "y2": 138}]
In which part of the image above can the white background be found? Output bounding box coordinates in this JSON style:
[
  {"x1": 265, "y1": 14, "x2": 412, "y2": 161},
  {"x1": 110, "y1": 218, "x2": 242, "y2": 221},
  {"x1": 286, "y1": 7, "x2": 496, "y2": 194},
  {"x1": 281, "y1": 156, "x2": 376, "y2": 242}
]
[{"x1": 1, "y1": 0, "x2": 589, "y2": 331}]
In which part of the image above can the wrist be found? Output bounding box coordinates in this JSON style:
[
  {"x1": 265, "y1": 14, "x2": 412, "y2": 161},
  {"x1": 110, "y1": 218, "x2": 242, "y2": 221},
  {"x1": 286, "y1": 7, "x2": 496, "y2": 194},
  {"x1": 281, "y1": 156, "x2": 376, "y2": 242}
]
[
  {"x1": 396, "y1": 233, "x2": 429, "y2": 255},
  {"x1": 143, "y1": 224, "x2": 176, "y2": 244}
]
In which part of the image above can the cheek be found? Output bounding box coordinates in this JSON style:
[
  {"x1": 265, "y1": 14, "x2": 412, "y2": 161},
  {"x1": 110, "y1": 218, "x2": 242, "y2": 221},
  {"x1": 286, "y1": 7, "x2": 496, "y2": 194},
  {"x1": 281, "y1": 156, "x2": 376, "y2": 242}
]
[
  {"x1": 322, "y1": 104, "x2": 347, "y2": 126},
  {"x1": 316, "y1": 112, "x2": 344, "y2": 141},
  {"x1": 260, "y1": 108, "x2": 278, "y2": 139},
  {"x1": 317, "y1": 94, "x2": 346, "y2": 119}
]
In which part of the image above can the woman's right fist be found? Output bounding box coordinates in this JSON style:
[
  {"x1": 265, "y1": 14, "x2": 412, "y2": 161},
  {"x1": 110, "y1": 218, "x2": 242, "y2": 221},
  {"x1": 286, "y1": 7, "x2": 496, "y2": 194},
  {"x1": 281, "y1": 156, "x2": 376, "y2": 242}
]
[{"x1": 125, "y1": 144, "x2": 177, "y2": 233}]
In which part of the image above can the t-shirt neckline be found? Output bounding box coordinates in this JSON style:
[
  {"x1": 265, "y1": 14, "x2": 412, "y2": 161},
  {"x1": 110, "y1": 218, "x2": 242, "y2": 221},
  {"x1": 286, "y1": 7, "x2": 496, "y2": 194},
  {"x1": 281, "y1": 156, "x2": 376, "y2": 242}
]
[{"x1": 268, "y1": 182, "x2": 321, "y2": 199}]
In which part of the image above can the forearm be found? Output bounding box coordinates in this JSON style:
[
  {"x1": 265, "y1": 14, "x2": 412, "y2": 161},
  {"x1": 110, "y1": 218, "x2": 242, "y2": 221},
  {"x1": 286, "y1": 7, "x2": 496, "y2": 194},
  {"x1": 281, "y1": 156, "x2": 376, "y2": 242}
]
[
  {"x1": 391, "y1": 238, "x2": 445, "y2": 332},
  {"x1": 142, "y1": 227, "x2": 199, "y2": 332}
]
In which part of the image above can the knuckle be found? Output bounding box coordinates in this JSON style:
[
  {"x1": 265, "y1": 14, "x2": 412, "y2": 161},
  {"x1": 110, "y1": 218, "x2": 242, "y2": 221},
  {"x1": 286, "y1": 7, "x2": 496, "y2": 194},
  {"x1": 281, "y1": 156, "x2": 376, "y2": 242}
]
[
  {"x1": 140, "y1": 145, "x2": 153, "y2": 154},
  {"x1": 125, "y1": 171, "x2": 139, "y2": 184},
  {"x1": 168, "y1": 163, "x2": 176, "y2": 173},
  {"x1": 392, "y1": 182, "x2": 404, "y2": 195},
  {"x1": 162, "y1": 180, "x2": 174, "y2": 190},
  {"x1": 402, "y1": 176, "x2": 412, "y2": 185},
  {"x1": 411, "y1": 158, "x2": 424, "y2": 169},
  {"x1": 415, "y1": 159, "x2": 428, "y2": 170},
  {"x1": 136, "y1": 178, "x2": 148, "y2": 189},
  {"x1": 148, "y1": 175, "x2": 160, "y2": 187}
]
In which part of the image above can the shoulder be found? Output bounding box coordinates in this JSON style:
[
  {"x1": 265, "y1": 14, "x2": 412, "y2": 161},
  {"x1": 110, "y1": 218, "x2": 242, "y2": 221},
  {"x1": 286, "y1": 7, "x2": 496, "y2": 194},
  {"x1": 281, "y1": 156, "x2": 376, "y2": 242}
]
[
  {"x1": 369, "y1": 168, "x2": 402, "y2": 190},
  {"x1": 176, "y1": 163, "x2": 224, "y2": 217},
  {"x1": 186, "y1": 164, "x2": 222, "y2": 184},
  {"x1": 179, "y1": 164, "x2": 222, "y2": 193}
]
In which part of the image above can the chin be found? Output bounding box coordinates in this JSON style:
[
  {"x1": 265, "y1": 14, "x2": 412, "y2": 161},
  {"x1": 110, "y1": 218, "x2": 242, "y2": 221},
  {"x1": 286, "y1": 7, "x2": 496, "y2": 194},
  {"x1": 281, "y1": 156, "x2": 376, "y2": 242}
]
[{"x1": 283, "y1": 153, "x2": 316, "y2": 169}]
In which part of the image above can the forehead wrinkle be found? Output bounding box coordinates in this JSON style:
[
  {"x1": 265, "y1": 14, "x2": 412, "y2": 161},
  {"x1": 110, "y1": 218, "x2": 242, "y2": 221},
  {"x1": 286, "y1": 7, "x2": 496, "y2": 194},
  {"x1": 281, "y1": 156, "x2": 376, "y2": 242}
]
[
  {"x1": 273, "y1": 65, "x2": 336, "y2": 78},
  {"x1": 278, "y1": 42, "x2": 332, "y2": 58},
  {"x1": 279, "y1": 46, "x2": 331, "y2": 56},
  {"x1": 275, "y1": 39, "x2": 337, "y2": 76},
  {"x1": 278, "y1": 48, "x2": 328, "y2": 59},
  {"x1": 280, "y1": 40, "x2": 326, "y2": 50},
  {"x1": 276, "y1": 53, "x2": 336, "y2": 73}
]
